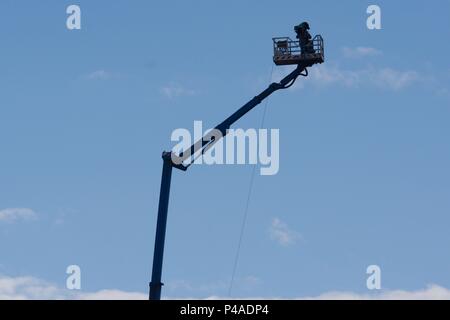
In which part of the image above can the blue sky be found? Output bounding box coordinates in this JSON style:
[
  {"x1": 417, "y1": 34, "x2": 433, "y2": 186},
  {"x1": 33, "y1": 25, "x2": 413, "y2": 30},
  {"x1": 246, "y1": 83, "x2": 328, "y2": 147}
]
[{"x1": 1, "y1": 0, "x2": 450, "y2": 299}]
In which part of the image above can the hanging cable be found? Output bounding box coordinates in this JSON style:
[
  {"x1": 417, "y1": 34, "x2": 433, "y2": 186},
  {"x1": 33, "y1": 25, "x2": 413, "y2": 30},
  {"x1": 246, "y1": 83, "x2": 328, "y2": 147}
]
[{"x1": 228, "y1": 64, "x2": 275, "y2": 297}]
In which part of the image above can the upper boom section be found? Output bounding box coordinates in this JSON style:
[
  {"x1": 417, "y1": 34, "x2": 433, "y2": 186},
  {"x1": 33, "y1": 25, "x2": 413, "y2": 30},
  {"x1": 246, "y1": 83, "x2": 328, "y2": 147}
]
[
  {"x1": 171, "y1": 64, "x2": 310, "y2": 171},
  {"x1": 168, "y1": 24, "x2": 325, "y2": 171}
]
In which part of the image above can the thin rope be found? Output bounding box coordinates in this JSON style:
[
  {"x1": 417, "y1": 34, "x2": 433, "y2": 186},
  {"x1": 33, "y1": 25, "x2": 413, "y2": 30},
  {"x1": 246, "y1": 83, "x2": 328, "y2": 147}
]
[{"x1": 228, "y1": 64, "x2": 275, "y2": 297}]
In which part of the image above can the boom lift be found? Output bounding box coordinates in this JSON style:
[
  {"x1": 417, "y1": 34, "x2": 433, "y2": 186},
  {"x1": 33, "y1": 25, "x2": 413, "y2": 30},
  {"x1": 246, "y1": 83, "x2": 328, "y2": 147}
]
[{"x1": 149, "y1": 25, "x2": 324, "y2": 300}]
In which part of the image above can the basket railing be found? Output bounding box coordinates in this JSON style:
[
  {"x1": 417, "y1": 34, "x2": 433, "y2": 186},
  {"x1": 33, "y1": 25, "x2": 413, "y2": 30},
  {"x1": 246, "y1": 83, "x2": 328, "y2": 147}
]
[{"x1": 273, "y1": 35, "x2": 324, "y2": 58}]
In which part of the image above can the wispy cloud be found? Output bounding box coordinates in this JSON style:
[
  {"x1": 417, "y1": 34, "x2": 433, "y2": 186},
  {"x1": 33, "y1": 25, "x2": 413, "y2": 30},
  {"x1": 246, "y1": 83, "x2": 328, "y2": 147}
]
[
  {"x1": 272, "y1": 63, "x2": 422, "y2": 91},
  {"x1": 167, "y1": 279, "x2": 228, "y2": 294},
  {"x1": 2, "y1": 275, "x2": 450, "y2": 300},
  {"x1": 0, "y1": 275, "x2": 146, "y2": 300},
  {"x1": 342, "y1": 46, "x2": 382, "y2": 59},
  {"x1": 167, "y1": 276, "x2": 261, "y2": 295},
  {"x1": 0, "y1": 208, "x2": 37, "y2": 223},
  {"x1": 309, "y1": 65, "x2": 419, "y2": 91},
  {"x1": 307, "y1": 64, "x2": 362, "y2": 88},
  {"x1": 269, "y1": 218, "x2": 301, "y2": 246},
  {"x1": 79, "y1": 290, "x2": 147, "y2": 300},
  {"x1": 160, "y1": 83, "x2": 197, "y2": 99},
  {"x1": 373, "y1": 68, "x2": 419, "y2": 91},
  {"x1": 0, "y1": 276, "x2": 62, "y2": 300},
  {"x1": 272, "y1": 64, "x2": 419, "y2": 91},
  {"x1": 302, "y1": 285, "x2": 450, "y2": 300},
  {"x1": 270, "y1": 65, "x2": 358, "y2": 89},
  {"x1": 206, "y1": 285, "x2": 450, "y2": 300},
  {"x1": 86, "y1": 70, "x2": 114, "y2": 81}
]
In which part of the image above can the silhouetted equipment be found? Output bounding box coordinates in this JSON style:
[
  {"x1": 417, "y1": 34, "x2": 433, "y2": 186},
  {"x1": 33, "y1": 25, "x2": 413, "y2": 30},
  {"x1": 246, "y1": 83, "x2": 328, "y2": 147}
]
[
  {"x1": 273, "y1": 21, "x2": 324, "y2": 66},
  {"x1": 149, "y1": 24, "x2": 325, "y2": 300},
  {"x1": 273, "y1": 35, "x2": 324, "y2": 66}
]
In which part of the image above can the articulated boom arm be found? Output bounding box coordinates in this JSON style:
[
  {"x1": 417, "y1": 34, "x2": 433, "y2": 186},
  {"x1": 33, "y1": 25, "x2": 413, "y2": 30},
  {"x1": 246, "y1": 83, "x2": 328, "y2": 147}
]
[
  {"x1": 150, "y1": 61, "x2": 312, "y2": 300},
  {"x1": 171, "y1": 63, "x2": 310, "y2": 171}
]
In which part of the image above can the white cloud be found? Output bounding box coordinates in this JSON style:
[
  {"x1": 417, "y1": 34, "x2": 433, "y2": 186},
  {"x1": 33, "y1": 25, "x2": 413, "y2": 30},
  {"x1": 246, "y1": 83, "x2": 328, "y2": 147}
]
[
  {"x1": 269, "y1": 218, "x2": 301, "y2": 246},
  {"x1": 86, "y1": 70, "x2": 113, "y2": 80},
  {"x1": 0, "y1": 208, "x2": 37, "y2": 223},
  {"x1": 0, "y1": 275, "x2": 146, "y2": 300},
  {"x1": 79, "y1": 290, "x2": 147, "y2": 300},
  {"x1": 302, "y1": 285, "x2": 450, "y2": 300},
  {"x1": 278, "y1": 64, "x2": 419, "y2": 91},
  {"x1": 0, "y1": 276, "x2": 64, "y2": 300},
  {"x1": 342, "y1": 46, "x2": 382, "y2": 59},
  {"x1": 1, "y1": 275, "x2": 450, "y2": 300},
  {"x1": 167, "y1": 276, "x2": 261, "y2": 295},
  {"x1": 167, "y1": 279, "x2": 228, "y2": 294},
  {"x1": 373, "y1": 68, "x2": 419, "y2": 91},
  {"x1": 270, "y1": 65, "x2": 361, "y2": 90},
  {"x1": 271, "y1": 62, "x2": 420, "y2": 91},
  {"x1": 160, "y1": 83, "x2": 197, "y2": 99},
  {"x1": 307, "y1": 64, "x2": 362, "y2": 88},
  {"x1": 205, "y1": 285, "x2": 450, "y2": 300}
]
